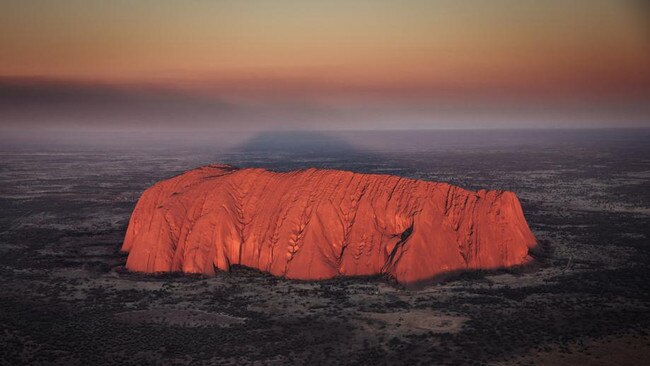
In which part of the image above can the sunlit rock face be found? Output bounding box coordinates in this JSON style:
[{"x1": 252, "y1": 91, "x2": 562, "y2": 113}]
[{"x1": 122, "y1": 165, "x2": 537, "y2": 287}]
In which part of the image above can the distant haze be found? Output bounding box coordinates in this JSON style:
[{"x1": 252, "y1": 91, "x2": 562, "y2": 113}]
[{"x1": 1, "y1": 0, "x2": 649, "y2": 132}]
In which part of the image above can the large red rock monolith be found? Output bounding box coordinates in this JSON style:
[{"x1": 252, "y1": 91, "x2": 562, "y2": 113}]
[{"x1": 122, "y1": 165, "x2": 536, "y2": 286}]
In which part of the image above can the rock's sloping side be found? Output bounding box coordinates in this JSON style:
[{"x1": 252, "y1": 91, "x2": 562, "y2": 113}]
[{"x1": 122, "y1": 164, "x2": 537, "y2": 286}]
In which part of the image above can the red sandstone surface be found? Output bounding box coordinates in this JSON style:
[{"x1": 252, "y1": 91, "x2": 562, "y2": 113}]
[{"x1": 122, "y1": 165, "x2": 537, "y2": 286}]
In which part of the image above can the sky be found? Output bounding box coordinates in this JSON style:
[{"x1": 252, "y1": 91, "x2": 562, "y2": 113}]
[{"x1": 1, "y1": 0, "x2": 649, "y2": 131}]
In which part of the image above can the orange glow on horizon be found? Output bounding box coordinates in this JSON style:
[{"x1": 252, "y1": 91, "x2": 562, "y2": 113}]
[
  {"x1": 1, "y1": 0, "x2": 649, "y2": 98},
  {"x1": 1, "y1": 0, "x2": 649, "y2": 130}
]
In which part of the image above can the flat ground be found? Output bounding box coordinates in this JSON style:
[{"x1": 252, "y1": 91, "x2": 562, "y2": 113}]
[{"x1": 1, "y1": 129, "x2": 649, "y2": 365}]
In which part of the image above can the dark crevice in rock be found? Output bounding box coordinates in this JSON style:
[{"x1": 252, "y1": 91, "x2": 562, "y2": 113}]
[{"x1": 383, "y1": 223, "x2": 415, "y2": 273}]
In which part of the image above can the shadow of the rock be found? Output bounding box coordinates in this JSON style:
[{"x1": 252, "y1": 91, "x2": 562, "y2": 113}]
[
  {"x1": 220, "y1": 130, "x2": 392, "y2": 173},
  {"x1": 232, "y1": 130, "x2": 361, "y2": 155}
]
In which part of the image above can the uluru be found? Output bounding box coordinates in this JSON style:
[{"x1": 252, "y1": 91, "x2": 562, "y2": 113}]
[{"x1": 122, "y1": 164, "x2": 537, "y2": 286}]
